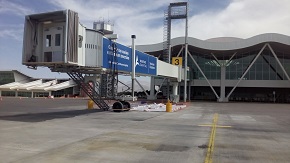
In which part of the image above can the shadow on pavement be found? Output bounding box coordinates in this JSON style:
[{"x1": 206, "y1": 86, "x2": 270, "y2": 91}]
[{"x1": 0, "y1": 109, "x2": 104, "y2": 122}]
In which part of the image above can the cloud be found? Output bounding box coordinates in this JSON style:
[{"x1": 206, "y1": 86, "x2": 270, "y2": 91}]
[
  {"x1": 0, "y1": 29, "x2": 23, "y2": 41},
  {"x1": 0, "y1": 0, "x2": 34, "y2": 16},
  {"x1": 48, "y1": 0, "x2": 290, "y2": 44},
  {"x1": 0, "y1": 0, "x2": 31, "y2": 41},
  {"x1": 2, "y1": 0, "x2": 290, "y2": 80},
  {"x1": 186, "y1": 0, "x2": 290, "y2": 40},
  {"x1": 48, "y1": 0, "x2": 182, "y2": 45},
  {"x1": 48, "y1": 0, "x2": 173, "y2": 20}
]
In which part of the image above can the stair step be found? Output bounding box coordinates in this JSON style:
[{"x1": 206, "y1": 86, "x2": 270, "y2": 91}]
[{"x1": 67, "y1": 72, "x2": 109, "y2": 110}]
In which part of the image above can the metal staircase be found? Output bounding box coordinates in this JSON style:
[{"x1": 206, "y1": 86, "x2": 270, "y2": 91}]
[
  {"x1": 163, "y1": 10, "x2": 171, "y2": 63},
  {"x1": 100, "y1": 73, "x2": 118, "y2": 98},
  {"x1": 67, "y1": 72, "x2": 110, "y2": 110}
]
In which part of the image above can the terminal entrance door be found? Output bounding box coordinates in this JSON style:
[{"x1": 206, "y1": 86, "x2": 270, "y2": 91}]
[{"x1": 43, "y1": 26, "x2": 64, "y2": 62}]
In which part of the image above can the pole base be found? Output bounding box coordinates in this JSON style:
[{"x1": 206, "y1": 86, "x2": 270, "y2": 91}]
[{"x1": 217, "y1": 97, "x2": 229, "y2": 102}]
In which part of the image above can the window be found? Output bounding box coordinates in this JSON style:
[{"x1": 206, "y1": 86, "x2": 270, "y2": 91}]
[
  {"x1": 52, "y1": 87, "x2": 73, "y2": 97},
  {"x1": 46, "y1": 35, "x2": 51, "y2": 47},
  {"x1": 55, "y1": 34, "x2": 61, "y2": 46},
  {"x1": 0, "y1": 72, "x2": 15, "y2": 85},
  {"x1": 18, "y1": 92, "x2": 32, "y2": 97},
  {"x1": 1, "y1": 91, "x2": 15, "y2": 97},
  {"x1": 34, "y1": 92, "x2": 49, "y2": 97}
]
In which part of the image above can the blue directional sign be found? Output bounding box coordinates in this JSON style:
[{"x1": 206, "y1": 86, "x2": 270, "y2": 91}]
[
  {"x1": 135, "y1": 50, "x2": 148, "y2": 74},
  {"x1": 148, "y1": 54, "x2": 157, "y2": 75},
  {"x1": 103, "y1": 37, "x2": 157, "y2": 76},
  {"x1": 135, "y1": 50, "x2": 157, "y2": 75},
  {"x1": 103, "y1": 38, "x2": 132, "y2": 72}
]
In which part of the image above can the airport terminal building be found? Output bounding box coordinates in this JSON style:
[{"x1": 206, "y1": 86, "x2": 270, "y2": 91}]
[
  {"x1": 137, "y1": 33, "x2": 290, "y2": 103},
  {"x1": 0, "y1": 70, "x2": 78, "y2": 98},
  {"x1": 3, "y1": 32, "x2": 290, "y2": 103}
]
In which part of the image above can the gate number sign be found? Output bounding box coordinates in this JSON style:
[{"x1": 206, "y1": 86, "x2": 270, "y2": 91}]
[{"x1": 172, "y1": 57, "x2": 182, "y2": 65}]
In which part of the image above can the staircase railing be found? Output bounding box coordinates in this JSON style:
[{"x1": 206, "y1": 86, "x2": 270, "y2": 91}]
[{"x1": 67, "y1": 72, "x2": 109, "y2": 110}]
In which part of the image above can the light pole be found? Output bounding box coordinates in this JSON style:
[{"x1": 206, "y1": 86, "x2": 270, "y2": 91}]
[{"x1": 131, "y1": 35, "x2": 136, "y2": 101}]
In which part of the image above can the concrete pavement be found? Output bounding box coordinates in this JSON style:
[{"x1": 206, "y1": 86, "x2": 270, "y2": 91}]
[{"x1": 0, "y1": 98, "x2": 290, "y2": 162}]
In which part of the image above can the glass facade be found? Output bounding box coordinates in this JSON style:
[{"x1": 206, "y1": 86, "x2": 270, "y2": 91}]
[
  {"x1": 52, "y1": 87, "x2": 74, "y2": 97},
  {"x1": 190, "y1": 53, "x2": 221, "y2": 80},
  {"x1": 226, "y1": 49, "x2": 290, "y2": 80},
  {"x1": 34, "y1": 92, "x2": 49, "y2": 97},
  {"x1": 18, "y1": 92, "x2": 32, "y2": 97},
  {"x1": 182, "y1": 47, "x2": 290, "y2": 103},
  {"x1": 190, "y1": 49, "x2": 290, "y2": 80},
  {"x1": 1, "y1": 91, "x2": 16, "y2": 97},
  {"x1": 0, "y1": 72, "x2": 15, "y2": 85}
]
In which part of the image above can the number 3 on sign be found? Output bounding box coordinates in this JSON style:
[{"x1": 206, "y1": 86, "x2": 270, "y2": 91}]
[{"x1": 172, "y1": 57, "x2": 182, "y2": 65}]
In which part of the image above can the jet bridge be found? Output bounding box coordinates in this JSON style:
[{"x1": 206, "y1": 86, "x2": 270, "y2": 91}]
[{"x1": 22, "y1": 10, "x2": 184, "y2": 110}]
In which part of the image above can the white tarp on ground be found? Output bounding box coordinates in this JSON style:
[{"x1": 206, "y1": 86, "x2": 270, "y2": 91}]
[{"x1": 131, "y1": 103, "x2": 186, "y2": 112}]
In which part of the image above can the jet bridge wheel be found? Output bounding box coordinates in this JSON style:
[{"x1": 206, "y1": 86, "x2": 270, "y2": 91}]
[
  {"x1": 122, "y1": 101, "x2": 131, "y2": 111},
  {"x1": 112, "y1": 101, "x2": 131, "y2": 112}
]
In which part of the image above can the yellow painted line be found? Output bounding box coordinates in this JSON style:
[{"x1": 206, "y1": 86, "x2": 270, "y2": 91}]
[
  {"x1": 216, "y1": 125, "x2": 231, "y2": 128},
  {"x1": 204, "y1": 113, "x2": 218, "y2": 163},
  {"x1": 198, "y1": 124, "x2": 231, "y2": 128}
]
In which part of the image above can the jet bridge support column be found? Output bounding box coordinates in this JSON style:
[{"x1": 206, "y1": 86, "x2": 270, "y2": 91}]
[
  {"x1": 148, "y1": 76, "x2": 156, "y2": 100},
  {"x1": 218, "y1": 65, "x2": 228, "y2": 102},
  {"x1": 173, "y1": 82, "x2": 178, "y2": 95},
  {"x1": 169, "y1": 82, "x2": 179, "y2": 103}
]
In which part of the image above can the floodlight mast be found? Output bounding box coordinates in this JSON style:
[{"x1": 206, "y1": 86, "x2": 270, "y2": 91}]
[
  {"x1": 163, "y1": 2, "x2": 188, "y2": 102},
  {"x1": 184, "y1": 3, "x2": 188, "y2": 102}
]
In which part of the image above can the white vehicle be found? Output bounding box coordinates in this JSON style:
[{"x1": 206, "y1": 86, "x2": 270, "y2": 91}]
[{"x1": 115, "y1": 95, "x2": 137, "y2": 101}]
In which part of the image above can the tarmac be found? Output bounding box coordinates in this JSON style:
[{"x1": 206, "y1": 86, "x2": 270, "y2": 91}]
[{"x1": 0, "y1": 97, "x2": 290, "y2": 163}]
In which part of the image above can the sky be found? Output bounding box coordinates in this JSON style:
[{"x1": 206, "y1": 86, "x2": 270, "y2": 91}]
[{"x1": 1, "y1": 0, "x2": 290, "y2": 81}]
